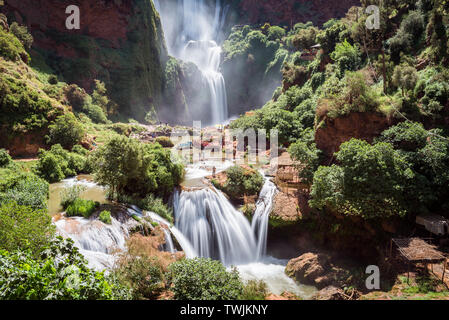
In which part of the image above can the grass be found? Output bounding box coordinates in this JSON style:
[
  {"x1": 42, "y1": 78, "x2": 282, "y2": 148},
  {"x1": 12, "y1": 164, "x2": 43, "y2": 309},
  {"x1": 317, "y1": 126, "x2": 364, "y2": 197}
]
[{"x1": 361, "y1": 272, "x2": 449, "y2": 300}]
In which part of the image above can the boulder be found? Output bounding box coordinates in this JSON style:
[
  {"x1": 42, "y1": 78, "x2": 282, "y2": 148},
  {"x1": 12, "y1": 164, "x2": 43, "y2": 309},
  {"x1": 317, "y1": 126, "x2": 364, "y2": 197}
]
[
  {"x1": 313, "y1": 286, "x2": 346, "y2": 300},
  {"x1": 285, "y1": 252, "x2": 331, "y2": 288}
]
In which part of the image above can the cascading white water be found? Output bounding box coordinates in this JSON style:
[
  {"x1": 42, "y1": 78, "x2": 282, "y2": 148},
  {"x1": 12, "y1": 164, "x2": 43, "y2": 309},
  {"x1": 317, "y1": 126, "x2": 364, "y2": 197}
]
[
  {"x1": 55, "y1": 216, "x2": 128, "y2": 270},
  {"x1": 252, "y1": 176, "x2": 278, "y2": 259},
  {"x1": 155, "y1": 0, "x2": 229, "y2": 125},
  {"x1": 173, "y1": 187, "x2": 258, "y2": 266},
  {"x1": 147, "y1": 211, "x2": 197, "y2": 259},
  {"x1": 172, "y1": 175, "x2": 277, "y2": 265}
]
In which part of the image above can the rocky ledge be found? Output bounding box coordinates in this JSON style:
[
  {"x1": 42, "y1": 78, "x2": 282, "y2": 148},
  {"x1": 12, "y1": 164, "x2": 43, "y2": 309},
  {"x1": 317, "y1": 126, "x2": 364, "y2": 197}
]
[{"x1": 285, "y1": 252, "x2": 361, "y2": 300}]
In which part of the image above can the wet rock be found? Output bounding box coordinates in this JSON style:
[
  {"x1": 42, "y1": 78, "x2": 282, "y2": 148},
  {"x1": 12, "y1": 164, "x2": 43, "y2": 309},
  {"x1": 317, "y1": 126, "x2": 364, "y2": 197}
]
[{"x1": 285, "y1": 252, "x2": 331, "y2": 288}]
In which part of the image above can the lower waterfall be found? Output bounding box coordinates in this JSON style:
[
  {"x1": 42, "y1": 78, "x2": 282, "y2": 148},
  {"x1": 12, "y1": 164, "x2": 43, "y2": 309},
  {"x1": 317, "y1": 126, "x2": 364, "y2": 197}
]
[{"x1": 172, "y1": 176, "x2": 276, "y2": 266}]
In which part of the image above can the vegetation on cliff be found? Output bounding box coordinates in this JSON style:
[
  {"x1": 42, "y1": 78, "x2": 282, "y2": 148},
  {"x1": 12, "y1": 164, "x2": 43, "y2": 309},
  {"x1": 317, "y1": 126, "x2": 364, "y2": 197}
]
[{"x1": 230, "y1": 0, "x2": 449, "y2": 233}]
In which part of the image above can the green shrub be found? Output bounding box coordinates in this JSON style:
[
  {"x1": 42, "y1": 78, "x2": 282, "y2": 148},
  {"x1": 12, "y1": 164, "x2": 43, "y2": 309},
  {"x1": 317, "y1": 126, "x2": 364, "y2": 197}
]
[
  {"x1": 0, "y1": 149, "x2": 12, "y2": 167},
  {"x1": 48, "y1": 75, "x2": 59, "y2": 85},
  {"x1": 0, "y1": 201, "x2": 55, "y2": 256},
  {"x1": 0, "y1": 237, "x2": 131, "y2": 300},
  {"x1": 114, "y1": 255, "x2": 164, "y2": 299},
  {"x1": 0, "y1": 27, "x2": 28, "y2": 61},
  {"x1": 92, "y1": 136, "x2": 184, "y2": 198},
  {"x1": 60, "y1": 185, "x2": 87, "y2": 209},
  {"x1": 310, "y1": 139, "x2": 415, "y2": 219},
  {"x1": 46, "y1": 113, "x2": 85, "y2": 149},
  {"x1": 35, "y1": 144, "x2": 90, "y2": 183},
  {"x1": 34, "y1": 152, "x2": 66, "y2": 183},
  {"x1": 219, "y1": 165, "x2": 264, "y2": 200},
  {"x1": 155, "y1": 136, "x2": 174, "y2": 148},
  {"x1": 1, "y1": 174, "x2": 49, "y2": 211},
  {"x1": 240, "y1": 280, "x2": 269, "y2": 300},
  {"x1": 168, "y1": 258, "x2": 243, "y2": 300},
  {"x1": 267, "y1": 26, "x2": 286, "y2": 41},
  {"x1": 66, "y1": 198, "x2": 97, "y2": 218},
  {"x1": 0, "y1": 75, "x2": 58, "y2": 133},
  {"x1": 99, "y1": 210, "x2": 112, "y2": 224},
  {"x1": 9, "y1": 22, "x2": 33, "y2": 49}
]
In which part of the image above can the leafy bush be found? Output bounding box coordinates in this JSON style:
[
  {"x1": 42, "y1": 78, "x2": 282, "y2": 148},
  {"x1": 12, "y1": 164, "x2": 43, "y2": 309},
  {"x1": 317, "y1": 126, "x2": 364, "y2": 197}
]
[
  {"x1": 310, "y1": 139, "x2": 415, "y2": 219},
  {"x1": 267, "y1": 26, "x2": 286, "y2": 41},
  {"x1": 288, "y1": 140, "x2": 321, "y2": 187},
  {"x1": 218, "y1": 165, "x2": 264, "y2": 201},
  {"x1": 0, "y1": 74, "x2": 59, "y2": 133},
  {"x1": 0, "y1": 27, "x2": 28, "y2": 61},
  {"x1": 168, "y1": 258, "x2": 243, "y2": 300},
  {"x1": 155, "y1": 136, "x2": 174, "y2": 148},
  {"x1": 0, "y1": 201, "x2": 55, "y2": 256},
  {"x1": 35, "y1": 144, "x2": 90, "y2": 183},
  {"x1": 240, "y1": 280, "x2": 268, "y2": 300},
  {"x1": 65, "y1": 198, "x2": 98, "y2": 218},
  {"x1": 9, "y1": 22, "x2": 33, "y2": 49},
  {"x1": 46, "y1": 113, "x2": 85, "y2": 149},
  {"x1": 330, "y1": 40, "x2": 361, "y2": 77},
  {"x1": 99, "y1": 210, "x2": 112, "y2": 224},
  {"x1": 114, "y1": 255, "x2": 165, "y2": 299},
  {"x1": 0, "y1": 237, "x2": 131, "y2": 300},
  {"x1": 0, "y1": 149, "x2": 12, "y2": 167},
  {"x1": 1, "y1": 174, "x2": 49, "y2": 210},
  {"x1": 317, "y1": 72, "x2": 380, "y2": 119},
  {"x1": 48, "y1": 75, "x2": 58, "y2": 85},
  {"x1": 60, "y1": 185, "x2": 87, "y2": 209},
  {"x1": 92, "y1": 136, "x2": 183, "y2": 198},
  {"x1": 34, "y1": 151, "x2": 65, "y2": 183}
]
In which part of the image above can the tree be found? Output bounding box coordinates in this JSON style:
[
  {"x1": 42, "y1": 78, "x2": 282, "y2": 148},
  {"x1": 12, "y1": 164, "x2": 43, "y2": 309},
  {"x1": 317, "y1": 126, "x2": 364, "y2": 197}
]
[
  {"x1": 46, "y1": 113, "x2": 85, "y2": 149},
  {"x1": 9, "y1": 22, "x2": 33, "y2": 49},
  {"x1": 310, "y1": 139, "x2": 415, "y2": 219},
  {"x1": 288, "y1": 140, "x2": 321, "y2": 188},
  {"x1": 392, "y1": 64, "x2": 418, "y2": 97},
  {"x1": 330, "y1": 40, "x2": 361, "y2": 77},
  {"x1": 92, "y1": 136, "x2": 183, "y2": 198},
  {"x1": 92, "y1": 80, "x2": 110, "y2": 114}
]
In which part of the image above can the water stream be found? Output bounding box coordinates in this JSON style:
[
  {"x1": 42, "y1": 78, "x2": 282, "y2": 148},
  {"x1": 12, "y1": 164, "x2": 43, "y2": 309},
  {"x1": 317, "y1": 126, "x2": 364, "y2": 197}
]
[{"x1": 155, "y1": 0, "x2": 229, "y2": 125}]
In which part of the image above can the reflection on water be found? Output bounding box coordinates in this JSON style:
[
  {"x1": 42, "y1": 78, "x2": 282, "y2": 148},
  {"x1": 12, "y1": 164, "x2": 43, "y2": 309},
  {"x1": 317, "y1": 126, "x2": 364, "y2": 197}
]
[{"x1": 49, "y1": 175, "x2": 108, "y2": 215}]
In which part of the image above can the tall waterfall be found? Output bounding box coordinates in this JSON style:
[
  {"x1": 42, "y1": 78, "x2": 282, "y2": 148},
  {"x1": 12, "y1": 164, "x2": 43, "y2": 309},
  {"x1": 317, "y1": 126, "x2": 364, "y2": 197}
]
[{"x1": 154, "y1": 0, "x2": 229, "y2": 125}]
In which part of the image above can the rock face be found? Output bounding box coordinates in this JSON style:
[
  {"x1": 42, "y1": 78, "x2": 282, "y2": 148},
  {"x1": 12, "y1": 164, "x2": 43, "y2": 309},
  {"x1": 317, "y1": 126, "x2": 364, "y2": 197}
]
[
  {"x1": 238, "y1": 0, "x2": 360, "y2": 27},
  {"x1": 315, "y1": 112, "x2": 393, "y2": 158},
  {"x1": 270, "y1": 192, "x2": 302, "y2": 226},
  {"x1": 1, "y1": 0, "x2": 168, "y2": 120}
]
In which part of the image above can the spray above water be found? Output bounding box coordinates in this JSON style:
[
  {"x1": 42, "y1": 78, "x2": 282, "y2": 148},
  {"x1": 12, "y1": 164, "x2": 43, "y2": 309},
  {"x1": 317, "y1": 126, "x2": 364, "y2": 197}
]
[{"x1": 155, "y1": 0, "x2": 229, "y2": 125}]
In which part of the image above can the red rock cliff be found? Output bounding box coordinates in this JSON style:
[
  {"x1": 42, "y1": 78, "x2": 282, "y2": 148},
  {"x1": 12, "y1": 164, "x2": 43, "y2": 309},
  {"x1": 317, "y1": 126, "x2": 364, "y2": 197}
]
[{"x1": 1, "y1": 0, "x2": 168, "y2": 119}]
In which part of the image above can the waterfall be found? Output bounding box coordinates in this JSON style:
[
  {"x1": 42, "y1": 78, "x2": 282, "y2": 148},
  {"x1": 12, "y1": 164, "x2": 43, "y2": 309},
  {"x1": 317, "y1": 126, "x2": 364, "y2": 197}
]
[
  {"x1": 251, "y1": 177, "x2": 278, "y2": 259},
  {"x1": 173, "y1": 187, "x2": 258, "y2": 265},
  {"x1": 147, "y1": 211, "x2": 198, "y2": 259},
  {"x1": 155, "y1": 0, "x2": 229, "y2": 125},
  {"x1": 55, "y1": 216, "x2": 128, "y2": 270}
]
